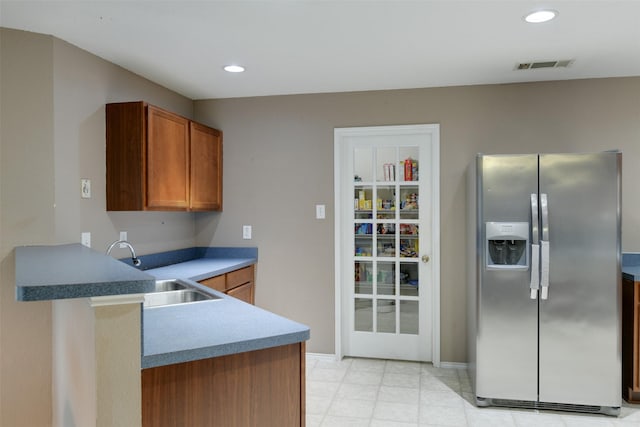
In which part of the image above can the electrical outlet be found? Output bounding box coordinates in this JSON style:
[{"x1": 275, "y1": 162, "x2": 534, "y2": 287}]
[
  {"x1": 316, "y1": 204, "x2": 326, "y2": 219},
  {"x1": 242, "y1": 225, "x2": 252, "y2": 240},
  {"x1": 81, "y1": 179, "x2": 91, "y2": 198},
  {"x1": 81, "y1": 232, "x2": 91, "y2": 248},
  {"x1": 119, "y1": 231, "x2": 127, "y2": 248}
]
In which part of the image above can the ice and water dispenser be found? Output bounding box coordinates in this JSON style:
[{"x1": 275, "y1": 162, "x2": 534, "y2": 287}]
[{"x1": 486, "y1": 222, "x2": 528, "y2": 270}]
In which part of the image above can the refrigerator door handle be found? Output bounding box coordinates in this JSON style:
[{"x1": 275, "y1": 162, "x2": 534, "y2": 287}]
[
  {"x1": 530, "y1": 245, "x2": 540, "y2": 299},
  {"x1": 540, "y1": 193, "x2": 550, "y2": 300},
  {"x1": 529, "y1": 194, "x2": 539, "y2": 299},
  {"x1": 531, "y1": 194, "x2": 539, "y2": 244}
]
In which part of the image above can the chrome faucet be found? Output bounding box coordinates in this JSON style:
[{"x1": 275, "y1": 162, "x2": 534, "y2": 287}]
[{"x1": 106, "y1": 240, "x2": 142, "y2": 267}]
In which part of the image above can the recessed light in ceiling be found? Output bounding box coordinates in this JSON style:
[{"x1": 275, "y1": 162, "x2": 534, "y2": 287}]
[
  {"x1": 223, "y1": 65, "x2": 245, "y2": 73},
  {"x1": 524, "y1": 10, "x2": 558, "y2": 23}
]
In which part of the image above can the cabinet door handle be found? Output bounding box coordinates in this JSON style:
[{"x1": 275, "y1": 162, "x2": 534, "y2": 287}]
[{"x1": 421, "y1": 255, "x2": 430, "y2": 263}]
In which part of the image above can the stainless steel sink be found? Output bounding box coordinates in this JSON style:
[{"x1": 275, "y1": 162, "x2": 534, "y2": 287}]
[
  {"x1": 144, "y1": 279, "x2": 221, "y2": 307},
  {"x1": 152, "y1": 279, "x2": 188, "y2": 292}
]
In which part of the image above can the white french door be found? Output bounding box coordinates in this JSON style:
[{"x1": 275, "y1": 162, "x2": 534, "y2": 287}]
[{"x1": 334, "y1": 124, "x2": 440, "y2": 363}]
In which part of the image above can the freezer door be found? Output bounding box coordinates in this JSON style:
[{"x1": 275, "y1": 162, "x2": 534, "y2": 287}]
[
  {"x1": 476, "y1": 154, "x2": 539, "y2": 401},
  {"x1": 538, "y1": 152, "x2": 621, "y2": 407}
]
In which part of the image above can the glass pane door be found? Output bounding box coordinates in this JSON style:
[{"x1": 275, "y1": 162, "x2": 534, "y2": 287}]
[
  {"x1": 352, "y1": 145, "x2": 421, "y2": 337},
  {"x1": 337, "y1": 124, "x2": 438, "y2": 363}
]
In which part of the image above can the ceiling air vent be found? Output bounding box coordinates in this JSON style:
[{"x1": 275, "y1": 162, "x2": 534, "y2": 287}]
[{"x1": 515, "y1": 59, "x2": 574, "y2": 70}]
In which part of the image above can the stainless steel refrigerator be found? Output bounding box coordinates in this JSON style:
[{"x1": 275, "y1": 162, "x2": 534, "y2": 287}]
[{"x1": 467, "y1": 152, "x2": 621, "y2": 416}]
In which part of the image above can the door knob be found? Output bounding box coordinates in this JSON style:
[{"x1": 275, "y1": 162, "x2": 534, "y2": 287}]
[{"x1": 422, "y1": 255, "x2": 430, "y2": 263}]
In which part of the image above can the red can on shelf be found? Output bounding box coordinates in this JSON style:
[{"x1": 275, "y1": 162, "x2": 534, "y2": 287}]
[{"x1": 404, "y1": 158, "x2": 412, "y2": 181}]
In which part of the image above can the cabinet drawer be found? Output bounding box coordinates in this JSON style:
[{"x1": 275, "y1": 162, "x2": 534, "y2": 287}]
[
  {"x1": 227, "y1": 282, "x2": 254, "y2": 305},
  {"x1": 199, "y1": 274, "x2": 226, "y2": 292},
  {"x1": 227, "y1": 265, "x2": 254, "y2": 290}
]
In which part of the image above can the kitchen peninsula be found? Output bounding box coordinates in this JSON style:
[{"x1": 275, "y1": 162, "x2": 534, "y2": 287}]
[{"x1": 15, "y1": 244, "x2": 310, "y2": 427}]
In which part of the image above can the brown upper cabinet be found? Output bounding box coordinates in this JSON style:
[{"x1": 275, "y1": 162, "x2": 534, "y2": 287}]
[{"x1": 106, "y1": 101, "x2": 222, "y2": 211}]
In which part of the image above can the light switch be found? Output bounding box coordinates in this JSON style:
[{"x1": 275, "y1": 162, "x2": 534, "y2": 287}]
[
  {"x1": 243, "y1": 225, "x2": 252, "y2": 240},
  {"x1": 316, "y1": 204, "x2": 326, "y2": 219},
  {"x1": 81, "y1": 179, "x2": 91, "y2": 198}
]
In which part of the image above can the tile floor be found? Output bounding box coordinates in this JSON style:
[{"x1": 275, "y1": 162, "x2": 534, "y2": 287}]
[{"x1": 306, "y1": 354, "x2": 640, "y2": 427}]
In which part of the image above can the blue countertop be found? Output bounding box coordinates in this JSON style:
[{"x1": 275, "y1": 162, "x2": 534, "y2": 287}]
[
  {"x1": 14, "y1": 243, "x2": 155, "y2": 301},
  {"x1": 142, "y1": 280, "x2": 309, "y2": 368},
  {"x1": 141, "y1": 247, "x2": 310, "y2": 368},
  {"x1": 623, "y1": 253, "x2": 640, "y2": 281},
  {"x1": 14, "y1": 243, "x2": 309, "y2": 367},
  {"x1": 147, "y1": 257, "x2": 256, "y2": 281},
  {"x1": 119, "y1": 246, "x2": 258, "y2": 271}
]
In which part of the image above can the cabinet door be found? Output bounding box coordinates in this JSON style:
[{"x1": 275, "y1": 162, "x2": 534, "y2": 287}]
[
  {"x1": 227, "y1": 282, "x2": 254, "y2": 305},
  {"x1": 141, "y1": 343, "x2": 303, "y2": 427},
  {"x1": 623, "y1": 278, "x2": 640, "y2": 402},
  {"x1": 106, "y1": 101, "x2": 146, "y2": 210},
  {"x1": 146, "y1": 106, "x2": 190, "y2": 209},
  {"x1": 190, "y1": 122, "x2": 223, "y2": 211}
]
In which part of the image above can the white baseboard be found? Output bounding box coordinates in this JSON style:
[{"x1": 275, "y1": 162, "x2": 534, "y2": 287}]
[
  {"x1": 306, "y1": 352, "x2": 338, "y2": 362},
  {"x1": 306, "y1": 352, "x2": 469, "y2": 370},
  {"x1": 439, "y1": 361, "x2": 469, "y2": 370}
]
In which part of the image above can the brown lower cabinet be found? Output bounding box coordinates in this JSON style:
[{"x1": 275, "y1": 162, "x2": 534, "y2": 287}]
[
  {"x1": 200, "y1": 265, "x2": 255, "y2": 304},
  {"x1": 623, "y1": 277, "x2": 640, "y2": 402},
  {"x1": 142, "y1": 342, "x2": 305, "y2": 427}
]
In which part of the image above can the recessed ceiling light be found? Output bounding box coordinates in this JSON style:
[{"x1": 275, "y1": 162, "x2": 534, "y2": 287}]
[
  {"x1": 524, "y1": 10, "x2": 558, "y2": 23},
  {"x1": 223, "y1": 65, "x2": 245, "y2": 73}
]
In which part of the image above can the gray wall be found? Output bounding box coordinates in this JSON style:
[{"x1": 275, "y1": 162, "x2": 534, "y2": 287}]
[
  {"x1": 0, "y1": 28, "x2": 197, "y2": 427},
  {"x1": 1, "y1": 28, "x2": 56, "y2": 427},
  {"x1": 51, "y1": 33, "x2": 196, "y2": 252},
  {"x1": 194, "y1": 77, "x2": 640, "y2": 361}
]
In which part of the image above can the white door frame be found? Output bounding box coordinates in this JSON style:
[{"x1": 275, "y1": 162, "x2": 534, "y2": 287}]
[{"x1": 333, "y1": 124, "x2": 441, "y2": 366}]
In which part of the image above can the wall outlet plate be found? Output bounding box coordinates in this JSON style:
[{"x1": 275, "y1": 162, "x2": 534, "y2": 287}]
[
  {"x1": 316, "y1": 204, "x2": 326, "y2": 219},
  {"x1": 243, "y1": 225, "x2": 252, "y2": 240},
  {"x1": 81, "y1": 232, "x2": 91, "y2": 247},
  {"x1": 119, "y1": 231, "x2": 127, "y2": 248}
]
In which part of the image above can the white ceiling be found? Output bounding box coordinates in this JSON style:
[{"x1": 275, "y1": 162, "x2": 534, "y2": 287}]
[{"x1": 2, "y1": 1, "x2": 640, "y2": 100}]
